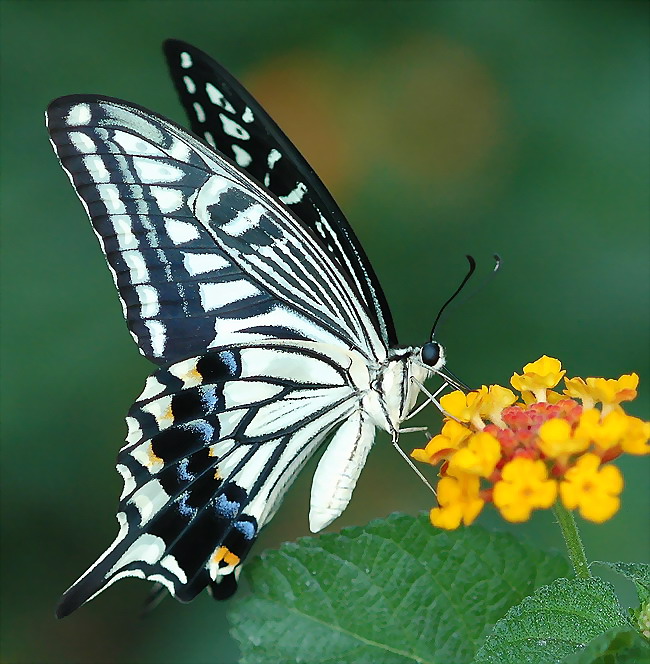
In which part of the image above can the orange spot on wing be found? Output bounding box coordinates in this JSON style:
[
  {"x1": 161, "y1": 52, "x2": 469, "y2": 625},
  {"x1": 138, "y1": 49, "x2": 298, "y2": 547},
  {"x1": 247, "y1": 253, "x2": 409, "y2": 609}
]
[
  {"x1": 224, "y1": 549, "x2": 240, "y2": 566},
  {"x1": 186, "y1": 367, "x2": 202, "y2": 384},
  {"x1": 211, "y1": 546, "x2": 240, "y2": 567},
  {"x1": 161, "y1": 404, "x2": 174, "y2": 424},
  {"x1": 147, "y1": 443, "x2": 163, "y2": 468}
]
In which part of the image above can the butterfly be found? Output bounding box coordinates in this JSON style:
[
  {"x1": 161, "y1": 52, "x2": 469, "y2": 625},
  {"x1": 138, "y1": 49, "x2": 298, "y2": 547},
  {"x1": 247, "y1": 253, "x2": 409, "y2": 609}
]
[{"x1": 47, "y1": 39, "x2": 461, "y2": 617}]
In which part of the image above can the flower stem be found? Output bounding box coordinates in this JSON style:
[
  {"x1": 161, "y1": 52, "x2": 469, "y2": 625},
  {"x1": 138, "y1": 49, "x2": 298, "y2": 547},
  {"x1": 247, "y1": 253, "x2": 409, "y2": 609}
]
[{"x1": 553, "y1": 502, "x2": 591, "y2": 579}]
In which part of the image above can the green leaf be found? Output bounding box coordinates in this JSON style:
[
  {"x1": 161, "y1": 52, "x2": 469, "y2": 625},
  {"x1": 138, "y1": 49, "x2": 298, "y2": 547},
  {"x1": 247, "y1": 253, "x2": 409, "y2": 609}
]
[
  {"x1": 228, "y1": 513, "x2": 569, "y2": 664},
  {"x1": 594, "y1": 561, "x2": 650, "y2": 605},
  {"x1": 560, "y1": 627, "x2": 650, "y2": 664},
  {"x1": 474, "y1": 577, "x2": 629, "y2": 664}
]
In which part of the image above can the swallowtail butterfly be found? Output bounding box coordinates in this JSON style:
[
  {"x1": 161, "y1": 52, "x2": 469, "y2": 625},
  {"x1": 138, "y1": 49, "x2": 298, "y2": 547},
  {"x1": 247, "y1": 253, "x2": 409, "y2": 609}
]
[{"x1": 47, "y1": 40, "x2": 459, "y2": 617}]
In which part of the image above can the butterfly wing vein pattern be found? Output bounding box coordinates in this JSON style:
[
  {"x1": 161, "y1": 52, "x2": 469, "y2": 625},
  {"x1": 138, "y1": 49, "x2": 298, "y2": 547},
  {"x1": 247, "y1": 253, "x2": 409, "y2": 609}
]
[
  {"x1": 46, "y1": 97, "x2": 385, "y2": 365},
  {"x1": 163, "y1": 39, "x2": 397, "y2": 348},
  {"x1": 57, "y1": 343, "x2": 362, "y2": 615},
  {"x1": 47, "y1": 42, "x2": 442, "y2": 617}
]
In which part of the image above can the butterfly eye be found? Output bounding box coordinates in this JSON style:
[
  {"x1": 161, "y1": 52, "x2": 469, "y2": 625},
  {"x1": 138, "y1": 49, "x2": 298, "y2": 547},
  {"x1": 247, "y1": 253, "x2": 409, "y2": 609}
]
[{"x1": 421, "y1": 341, "x2": 442, "y2": 367}]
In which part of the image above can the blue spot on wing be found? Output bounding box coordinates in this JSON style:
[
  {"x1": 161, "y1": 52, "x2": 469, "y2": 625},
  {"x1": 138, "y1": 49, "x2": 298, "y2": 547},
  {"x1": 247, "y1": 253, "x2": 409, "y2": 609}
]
[
  {"x1": 219, "y1": 350, "x2": 239, "y2": 375},
  {"x1": 214, "y1": 493, "x2": 239, "y2": 519},
  {"x1": 234, "y1": 520, "x2": 255, "y2": 539},
  {"x1": 177, "y1": 458, "x2": 193, "y2": 482}
]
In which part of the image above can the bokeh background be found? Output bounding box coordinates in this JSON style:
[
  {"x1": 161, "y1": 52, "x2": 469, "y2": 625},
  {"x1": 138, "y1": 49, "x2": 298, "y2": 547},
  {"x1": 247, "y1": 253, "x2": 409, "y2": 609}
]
[{"x1": 1, "y1": 1, "x2": 648, "y2": 662}]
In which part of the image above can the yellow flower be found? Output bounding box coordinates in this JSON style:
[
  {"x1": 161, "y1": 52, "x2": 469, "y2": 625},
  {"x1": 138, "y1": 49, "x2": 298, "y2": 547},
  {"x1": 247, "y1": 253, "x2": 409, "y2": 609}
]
[
  {"x1": 559, "y1": 453, "x2": 623, "y2": 522},
  {"x1": 411, "y1": 419, "x2": 472, "y2": 464},
  {"x1": 538, "y1": 418, "x2": 589, "y2": 459},
  {"x1": 574, "y1": 408, "x2": 629, "y2": 452},
  {"x1": 493, "y1": 457, "x2": 558, "y2": 522},
  {"x1": 429, "y1": 471, "x2": 484, "y2": 530},
  {"x1": 563, "y1": 376, "x2": 596, "y2": 410},
  {"x1": 448, "y1": 432, "x2": 502, "y2": 478},
  {"x1": 586, "y1": 374, "x2": 639, "y2": 414},
  {"x1": 414, "y1": 356, "x2": 646, "y2": 531},
  {"x1": 480, "y1": 385, "x2": 517, "y2": 427},
  {"x1": 440, "y1": 387, "x2": 487, "y2": 429},
  {"x1": 439, "y1": 390, "x2": 471, "y2": 421},
  {"x1": 511, "y1": 356, "x2": 566, "y2": 402},
  {"x1": 621, "y1": 416, "x2": 650, "y2": 455}
]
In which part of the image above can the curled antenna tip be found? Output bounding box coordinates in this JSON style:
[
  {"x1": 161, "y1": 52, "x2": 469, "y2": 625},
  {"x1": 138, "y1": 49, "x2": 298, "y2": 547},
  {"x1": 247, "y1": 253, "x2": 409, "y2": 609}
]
[{"x1": 430, "y1": 256, "x2": 477, "y2": 339}]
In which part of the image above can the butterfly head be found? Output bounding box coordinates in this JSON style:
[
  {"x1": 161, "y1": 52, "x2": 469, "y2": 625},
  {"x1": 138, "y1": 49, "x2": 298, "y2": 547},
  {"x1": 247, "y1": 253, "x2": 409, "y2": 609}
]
[
  {"x1": 418, "y1": 340, "x2": 469, "y2": 395},
  {"x1": 420, "y1": 340, "x2": 445, "y2": 371}
]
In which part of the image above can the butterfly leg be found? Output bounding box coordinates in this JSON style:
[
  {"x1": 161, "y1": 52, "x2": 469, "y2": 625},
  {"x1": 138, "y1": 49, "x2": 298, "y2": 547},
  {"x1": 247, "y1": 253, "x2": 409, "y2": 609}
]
[
  {"x1": 403, "y1": 381, "x2": 449, "y2": 421},
  {"x1": 391, "y1": 432, "x2": 437, "y2": 495},
  {"x1": 408, "y1": 378, "x2": 464, "y2": 423},
  {"x1": 398, "y1": 426, "x2": 428, "y2": 434}
]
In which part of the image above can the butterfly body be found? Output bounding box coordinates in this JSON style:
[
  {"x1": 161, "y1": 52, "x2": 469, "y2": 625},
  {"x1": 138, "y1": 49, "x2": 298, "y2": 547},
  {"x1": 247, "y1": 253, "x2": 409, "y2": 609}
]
[{"x1": 47, "y1": 42, "x2": 449, "y2": 617}]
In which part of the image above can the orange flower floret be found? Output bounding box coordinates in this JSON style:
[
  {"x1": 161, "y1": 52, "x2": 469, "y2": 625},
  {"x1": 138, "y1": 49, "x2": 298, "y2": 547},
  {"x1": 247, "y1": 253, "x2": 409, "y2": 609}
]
[
  {"x1": 493, "y1": 457, "x2": 557, "y2": 522},
  {"x1": 565, "y1": 374, "x2": 639, "y2": 413},
  {"x1": 587, "y1": 374, "x2": 639, "y2": 415},
  {"x1": 429, "y1": 470, "x2": 484, "y2": 530},
  {"x1": 559, "y1": 453, "x2": 623, "y2": 523}
]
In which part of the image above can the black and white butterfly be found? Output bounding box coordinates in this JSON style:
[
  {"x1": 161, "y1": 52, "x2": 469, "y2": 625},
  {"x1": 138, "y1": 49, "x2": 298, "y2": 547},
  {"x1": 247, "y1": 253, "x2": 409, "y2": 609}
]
[{"x1": 47, "y1": 40, "x2": 460, "y2": 617}]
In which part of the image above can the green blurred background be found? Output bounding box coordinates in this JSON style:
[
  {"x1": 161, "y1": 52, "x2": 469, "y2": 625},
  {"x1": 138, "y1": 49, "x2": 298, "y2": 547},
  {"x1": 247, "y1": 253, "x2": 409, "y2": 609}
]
[{"x1": 1, "y1": 1, "x2": 648, "y2": 662}]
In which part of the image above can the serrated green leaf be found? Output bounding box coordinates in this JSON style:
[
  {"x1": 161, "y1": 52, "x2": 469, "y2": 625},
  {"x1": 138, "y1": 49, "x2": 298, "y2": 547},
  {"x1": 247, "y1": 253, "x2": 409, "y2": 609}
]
[
  {"x1": 474, "y1": 577, "x2": 629, "y2": 664},
  {"x1": 228, "y1": 513, "x2": 570, "y2": 664},
  {"x1": 595, "y1": 561, "x2": 650, "y2": 605},
  {"x1": 560, "y1": 627, "x2": 650, "y2": 664}
]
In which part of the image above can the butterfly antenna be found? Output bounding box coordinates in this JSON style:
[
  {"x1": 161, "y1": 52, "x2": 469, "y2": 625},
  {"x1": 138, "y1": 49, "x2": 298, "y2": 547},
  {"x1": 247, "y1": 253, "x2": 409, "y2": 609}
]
[
  {"x1": 436, "y1": 367, "x2": 471, "y2": 393},
  {"x1": 460, "y1": 254, "x2": 502, "y2": 306},
  {"x1": 429, "y1": 255, "x2": 477, "y2": 339}
]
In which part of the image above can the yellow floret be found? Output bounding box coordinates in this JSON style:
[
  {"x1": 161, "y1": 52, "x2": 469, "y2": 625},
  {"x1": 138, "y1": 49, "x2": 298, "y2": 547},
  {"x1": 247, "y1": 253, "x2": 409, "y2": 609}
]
[
  {"x1": 559, "y1": 453, "x2": 623, "y2": 523},
  {"x1": 621, "y1": 416, "x2": 650, "y2": 455},
  {"x1": 448, "y1": 432, "x2": 501, "y2": 478},
  {"x1": 429, "y1": 472, "x2": 484, "y2": 530},
  {"x1": 538, "y1": 418, "x2": 589, "y2": 458},
  {"x1": 511, "y1": 356, "x2": 566, "y2": 402},
  {"x1": 493, "y1": 457, "x2": 557, "y2": 522}
]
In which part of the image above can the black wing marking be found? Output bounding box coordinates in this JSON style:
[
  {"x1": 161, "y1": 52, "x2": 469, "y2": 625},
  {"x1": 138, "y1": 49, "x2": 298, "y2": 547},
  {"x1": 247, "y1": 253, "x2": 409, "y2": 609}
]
[
  {"x1": 163, "y1": 39, "x2": 397, "y2": 347},
  {"x1": 56, "y1": 342, "x2": 360, "y2": 616},
  {"x1": 46, "y1": 95, "x2": 386, "y2": 364}
]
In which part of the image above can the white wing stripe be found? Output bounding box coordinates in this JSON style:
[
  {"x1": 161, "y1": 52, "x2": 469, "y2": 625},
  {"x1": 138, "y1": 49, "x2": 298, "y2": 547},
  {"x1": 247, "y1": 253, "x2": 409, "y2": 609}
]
[{"x1": 47, "y1": 97, "x2": 387, "y2": 364}]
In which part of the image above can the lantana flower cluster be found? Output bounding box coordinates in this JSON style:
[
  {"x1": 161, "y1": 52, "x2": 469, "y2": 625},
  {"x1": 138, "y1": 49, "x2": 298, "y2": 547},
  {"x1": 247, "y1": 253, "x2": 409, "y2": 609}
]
[{"x1": 411, "y1": 356, "x2": 649, "y2": 530}]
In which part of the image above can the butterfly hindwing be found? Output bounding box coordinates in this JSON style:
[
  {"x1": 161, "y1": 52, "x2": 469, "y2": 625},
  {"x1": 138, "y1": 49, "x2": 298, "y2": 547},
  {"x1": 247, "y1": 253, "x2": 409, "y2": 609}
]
[
  {"x1": 56, "y1": 341, "x2": 361, "y2": 616},
  {"x1": 163, "y1": 39, "x2": 397, "y2": 347},
  {"x1": 46, "y1": 95, "x2": 385, "y2": 365}
]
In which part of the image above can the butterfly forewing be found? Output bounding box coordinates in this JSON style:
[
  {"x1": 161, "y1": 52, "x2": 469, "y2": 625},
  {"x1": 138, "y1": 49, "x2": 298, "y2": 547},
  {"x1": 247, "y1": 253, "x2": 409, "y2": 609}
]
[
  {"x1": 163, "y1": 39, "x2": 397, "y2": 347},
  {"x1": 47, "y1": 92, "x2": 393, "y2": 615},
  {"x1": 46, "y1": 95, "x2": 385, "y2": 365}
]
